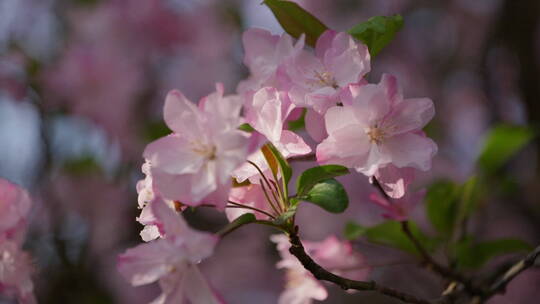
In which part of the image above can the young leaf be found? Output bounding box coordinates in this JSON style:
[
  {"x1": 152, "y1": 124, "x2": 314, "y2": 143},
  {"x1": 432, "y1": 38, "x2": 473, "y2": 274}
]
[
  {"x1": 426, "y1": 180, "x2": 459, "y2": 237},
  {"x1": 273, "y1": 204, "x2": 298, "y2": 225},
  {"x1": 455, "y1": 238, "x2": 532, "y2": 269},
  {"x1": 218, "y1": 213, "x2": 257, "y2": 237},
  {"x1": 478, "y1": 124, "x2": 535, "y2": 173},
  {"x1": 238, "y1": 123, "x2": 255, "y2": 133},
  {"x1": 296, "y1": 165, "x2": 349, "y2": 197},
  {"x1": 348, "y1": 15, "x2": 403, "y2": 57},
  {"x1": 264, "y1": 0, "x2": 328, "y2": 47},
  {"x1": 261, "y1": 144, "x2": 279, "y2": 177},
  {"x1": 264, "y1": 143, "x2": 293, "y2": 185},
  {"x1": 299, "y1": 178, "x2": 348, "y2": 213}
]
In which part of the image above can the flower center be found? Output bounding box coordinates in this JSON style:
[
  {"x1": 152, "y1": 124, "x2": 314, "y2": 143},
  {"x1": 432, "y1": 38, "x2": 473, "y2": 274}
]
[
  {"x1": 190, "y1": 141, "x2": 216, "y2": 160},
  {"x1": 366, "y1": 126, "x2": 386, "y2": 144},
  {"x1": 313, "y1": 70, "x2": 338, "y2": 89}
]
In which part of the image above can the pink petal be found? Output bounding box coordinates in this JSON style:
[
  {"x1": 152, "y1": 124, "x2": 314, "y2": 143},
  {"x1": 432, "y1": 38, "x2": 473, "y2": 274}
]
[
  {"x1": 387, "y1": 97, "x2": 435, "y2": 135},
  {"x1": 143, "y1": 135, "x2": 203, "y2": 175},
  {"x1": 374, "y1": 165, "x2": 416, "y2": 199},
  {"x1": 278, "y1": 130, "x2": 311, "y2": 157},
  {"x1": 383, "y1": 133, "x2": 438, "y2": 171},
  {"x1": 305, "y1": 109, "x2": 328, "y2": 142},
  {"x1": 163, "y1": 89, "x2": 201, "y2": 135}
]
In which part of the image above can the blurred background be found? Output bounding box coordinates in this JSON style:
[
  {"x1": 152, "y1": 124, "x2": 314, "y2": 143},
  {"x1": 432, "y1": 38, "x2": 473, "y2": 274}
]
[{"x1": 0, "y1": 0, "x2": 539, "y2": 303}]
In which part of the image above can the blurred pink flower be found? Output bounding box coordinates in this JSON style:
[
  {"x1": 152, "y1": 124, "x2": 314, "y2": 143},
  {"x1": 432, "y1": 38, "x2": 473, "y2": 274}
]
[
  {"x1": 144, "y1": 85, "x2": 247, "y2": 209},
  {"x1": 271, "y1": 234, "x2": 370, "y2": 304},
  {"x1": 238, "y1": 28, "x2": 304, "y2": 94},
  {"x1": 0, "y1": 178, "x2": 35, "y2": 304},
  {"x1": 317, "y1": 74, "x2": 437, "y2": 176},
  {"x1": 118, "y1": 198, "x2": 222, "y2": 304},
  {"x1": 0, "y1": 178, "x2": 31, "y2": 243},
  {"x1": 369, "y1": 188, "x2": 426, "y2": 221},
  {"x1": 0, "y1": 240, "x2": 36, "y2": 304}
]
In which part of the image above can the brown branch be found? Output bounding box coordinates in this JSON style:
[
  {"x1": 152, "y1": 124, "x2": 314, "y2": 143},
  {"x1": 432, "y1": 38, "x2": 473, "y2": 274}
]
[
  {"x1": 287, "y1": 230, "x2": 433, "y2": 304},
  {"x1": 400, "y1": 221, "x2": 481, "y2": 296},
  {"x1": 481, "y1": 244, "x2": 540, "y2": 300}
]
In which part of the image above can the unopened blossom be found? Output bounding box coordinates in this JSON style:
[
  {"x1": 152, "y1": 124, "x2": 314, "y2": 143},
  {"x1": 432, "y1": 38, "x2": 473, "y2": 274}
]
[
  {"x1": 233, "y1": 87, "x2": 311, "y2": 184},
  {"x1": 237, "y1": 28, "x2": 304, "y2": 94},
  {"x1": 287, "y1": 30, "x2": 370, "y2": 115},
  {"x1": 369, "y1": 188, "x2": 426, "y2": 221},
  {"x1": 373, "y1": 164, "x2": 416, "y2": 199},
  {"x1": 317, "y1": 74, "x2": 437, "y2": 176},
  {"x1": 144, "y1": 84, "x2": 248, "y2": 209},
  {"x1": 118, "y1": 198, "x2": 222, "y2": 304},
  {"x1": 0, "y1": 178, "x2": 31, "y2": 243},
  {"x1": 271, "y1": 234, "x2": 370, "y2": 304}
]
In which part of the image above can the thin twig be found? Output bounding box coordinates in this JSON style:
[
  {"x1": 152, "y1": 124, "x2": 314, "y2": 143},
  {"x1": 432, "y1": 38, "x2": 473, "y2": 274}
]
[
  {"x1": 287, "y1": 230, "x2": 433, "y2": 304},
  {"x1": 482, "y1": 244, "x2": 540, "y2": 300},
  {"x1": 226, "y1": 201, "x2": 276, "y2": 219},
  {"x1": 400, "y1": 221, "x2": 480, "y2": 295}
]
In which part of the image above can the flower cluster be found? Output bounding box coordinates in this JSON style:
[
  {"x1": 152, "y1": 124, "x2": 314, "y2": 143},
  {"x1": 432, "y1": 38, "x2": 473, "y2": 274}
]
[
  {"x1": 0, "y1": 178, "x2": 36, "y2": 304},
  {"x1": 122, "y1": 26, "x2": 437, "y2": 304}
]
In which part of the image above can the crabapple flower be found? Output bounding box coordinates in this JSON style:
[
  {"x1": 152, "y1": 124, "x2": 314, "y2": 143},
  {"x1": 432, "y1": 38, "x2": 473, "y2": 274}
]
[
  {"x1": 226, "y1": 184, "x2": 272, "y2": 221},
  {"x1": 317, "y1": 74, "x2": 437, "y2": 177},
  {"x1": 144, "y1": 84, "x2": 248, "y2": 209},
  {"x1": 271, "y1": 235, "x2": 370, "y2": 304},
  {"x1": 233, "y1": 87, "x2": 311, "y2": 183},
  {"x1": 0, "y1": 179, "x2": 31, "y2": 243},
  {"x1": 287, "y1": 30, "x2": 370, "y2": 114},
  {"x1": 0, "y1": 240, "x2": 36, "y2": 304},
  {"x1": 118, "y1": 198, "x2": 222, "y2": 304},
  {"x1": 237, "y1": 28, "x2": 304, "y2": 94},
  {"x1": 369, "y1": 188, "x2": 426, "y2": 221}
]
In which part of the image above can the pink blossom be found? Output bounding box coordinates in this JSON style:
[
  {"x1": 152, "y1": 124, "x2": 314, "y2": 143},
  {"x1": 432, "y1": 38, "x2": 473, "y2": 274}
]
[
  {"x1": 0, "y1": 240, "x2": 36, "y2": 304},
  {"x1": 226, "y1": 184, "x2": 272, "y2": 221},
  {"x1": 369, "y1": 188, "x2": 426, "y2": 221},
  {"x1": 271, "y1": 234, "x2": 370, "y2": 304},
  {"x1": 237, "y1": 28, "x2": 304, "y2": 94},
  {"x1": 118, "y1": 198, "x2": 222, "y2": 304},
  {"x1": 144, "y1": 84, "x2": 248, "y2": 209},
  {"x1": 0, "y1": 178, "x2": 31, "y2": 243},
  {"x1": 317, "y1": 74, "x2": 437, "y2": 176},
  {"x1": 287, "y1": 30, "x2": 370, "y2": 114},
  {"x1": 233, "y1": 87, "x2": 311, "y2": 184}
]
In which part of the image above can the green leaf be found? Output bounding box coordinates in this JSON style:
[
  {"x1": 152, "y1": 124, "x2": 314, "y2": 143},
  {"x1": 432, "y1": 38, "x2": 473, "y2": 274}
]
[
  {"x1": 288, "y1": 109, "x2": 306, "y2": 131},
  {"x1": 478, "y1": 124, "x2": 535, "y2": 173},
  {"x1": 296, "y1": 165, "x2": 349, "y2": 197},
  {"x1": 238, "y1": 123, "x2": 255, "y2": 133},
  {"x1": 455, "y1": 238, "x2": 532, "y2": 269},
  {"x1": 218, "y1": 213, "x2": 257, "y2": 237},
  {"x1": 344, "y1": 221, "x2": 437, "y2": 255},
  {"x1": 264, "y1": 0, "x2": 328, "y2": 47},
  {"x1": 344, "y1": 221, "x2": 367, "y2": 240},
  {"x1": 348, "y1": 15, "x2": 403, "y2": 57},
  {"x1": 426, "y1": 180, "x2": 459, "y2": 237},
  {"x1": 300, "y1": 178, "x2": 348, "y2": 213}
]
